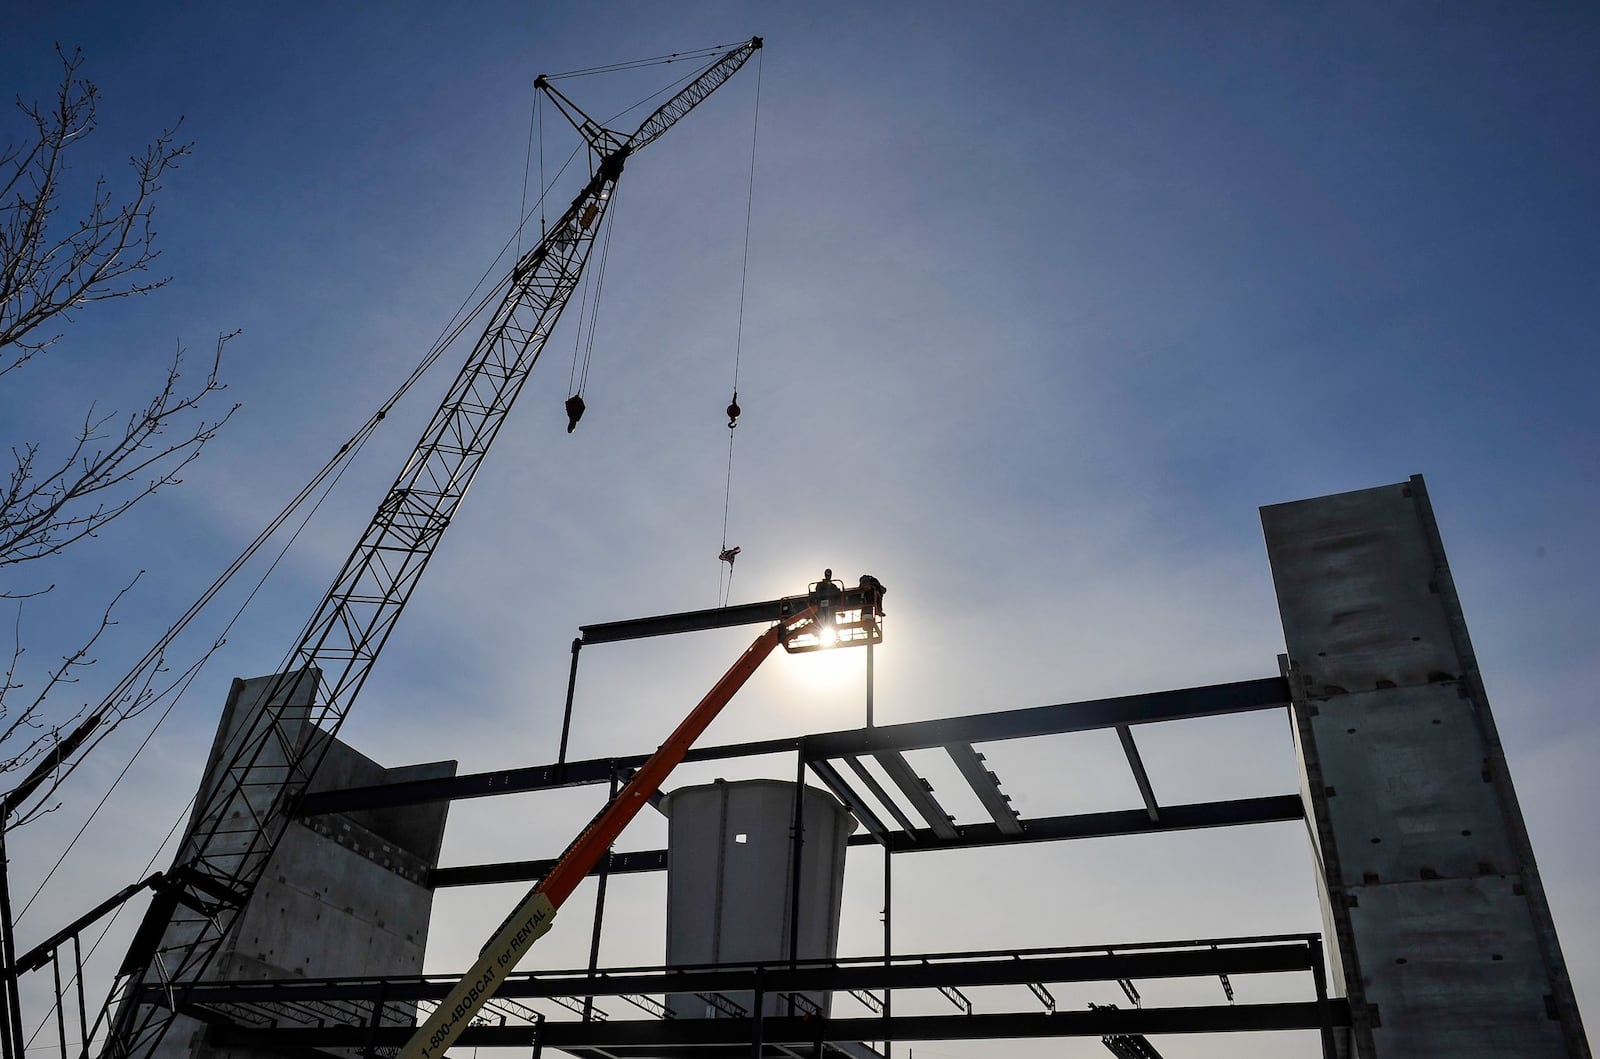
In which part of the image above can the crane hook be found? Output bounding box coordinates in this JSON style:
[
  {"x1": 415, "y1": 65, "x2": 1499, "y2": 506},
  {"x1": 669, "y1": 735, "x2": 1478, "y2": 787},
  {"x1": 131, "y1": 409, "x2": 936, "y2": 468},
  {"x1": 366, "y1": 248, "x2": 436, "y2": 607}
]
[
  {"x1": 726, "y1": 391, "x2": 741, "y2": 429},
  {"x1": 565, "y1": 394, "x2": 586, "y2": 433}
]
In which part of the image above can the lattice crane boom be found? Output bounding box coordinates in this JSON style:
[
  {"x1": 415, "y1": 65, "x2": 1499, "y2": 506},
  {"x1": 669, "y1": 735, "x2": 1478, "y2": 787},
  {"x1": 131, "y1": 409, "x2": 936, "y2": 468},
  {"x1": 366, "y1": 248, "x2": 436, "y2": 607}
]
[{"x1": 100, "y1": 37, "x2": 762, "y2": 1059}]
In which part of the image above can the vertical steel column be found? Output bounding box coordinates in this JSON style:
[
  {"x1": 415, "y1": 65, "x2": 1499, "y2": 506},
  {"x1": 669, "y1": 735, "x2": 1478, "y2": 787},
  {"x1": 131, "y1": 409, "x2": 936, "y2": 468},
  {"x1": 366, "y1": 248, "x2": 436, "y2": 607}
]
[
  {"x1": 51, "y1": 952, "x2": 66, "y2": 1059},
  {"x1": 787, "y1": 750, "x2": 807, "y2": 992},
  {"x1": 1311, "y1": 935, "x2": 1336, "y2": 1059},
  {"x1": 583, "y1": 767, "x2": 620, "y2": 1022},
  {"x1": 882, "y1": 845, "x2": 892, "y2": 1059},
  {"x1": 0, "y1": 829, "x2": 22, "y2": 1059},
  {"x1": 751, "y1": 968, "x2": 766, "y2": 1059},
  {"x1": 71, "y1": 938, "x2": 86, "y2": 1059},
  {"x1": 362, "y1": 979, "x2": 388, "y2": 1059},
  {"x1": 558, "y1": 638, "x2": 583, "y2": 767},
  {"x1": 864, "y1": 638, "x2": 875, "y2": 729}
]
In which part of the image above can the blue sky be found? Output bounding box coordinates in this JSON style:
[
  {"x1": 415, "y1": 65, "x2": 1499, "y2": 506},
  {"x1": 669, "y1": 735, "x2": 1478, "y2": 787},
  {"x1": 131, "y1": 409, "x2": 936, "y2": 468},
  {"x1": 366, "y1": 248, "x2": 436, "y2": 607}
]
[{"x1": 3, "y1": 4, "x2": 1597, "y2": 1056}]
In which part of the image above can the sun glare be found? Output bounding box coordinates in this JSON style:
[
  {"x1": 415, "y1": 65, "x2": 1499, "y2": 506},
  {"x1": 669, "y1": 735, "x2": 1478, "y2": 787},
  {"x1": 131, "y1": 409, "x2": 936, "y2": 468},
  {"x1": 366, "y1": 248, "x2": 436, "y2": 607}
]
[{"x1": 774, "y1": 639, "x2": 869, "y2": 703}]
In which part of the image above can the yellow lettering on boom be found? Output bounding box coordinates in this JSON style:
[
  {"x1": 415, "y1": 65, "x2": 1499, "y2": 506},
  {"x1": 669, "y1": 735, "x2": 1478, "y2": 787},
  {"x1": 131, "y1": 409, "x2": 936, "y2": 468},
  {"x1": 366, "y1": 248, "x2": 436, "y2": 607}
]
[{"x1": 399, "y1": 893, "x2": 557, "y2": 1059}]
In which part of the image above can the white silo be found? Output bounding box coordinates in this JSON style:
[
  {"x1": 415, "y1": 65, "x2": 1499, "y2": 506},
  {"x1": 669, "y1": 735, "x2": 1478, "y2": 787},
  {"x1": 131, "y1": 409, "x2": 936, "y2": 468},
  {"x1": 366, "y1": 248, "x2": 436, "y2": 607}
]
[{"x1": 661, "y1": 778, "x2": 854, "y2": 1019}]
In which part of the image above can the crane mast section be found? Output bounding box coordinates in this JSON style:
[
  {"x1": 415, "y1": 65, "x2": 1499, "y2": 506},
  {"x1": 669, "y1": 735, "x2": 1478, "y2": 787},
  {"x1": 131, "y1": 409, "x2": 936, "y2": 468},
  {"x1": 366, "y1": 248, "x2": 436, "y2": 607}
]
[{"x1": 101, "y1": 35, "x2": 761, "y2": 1059}]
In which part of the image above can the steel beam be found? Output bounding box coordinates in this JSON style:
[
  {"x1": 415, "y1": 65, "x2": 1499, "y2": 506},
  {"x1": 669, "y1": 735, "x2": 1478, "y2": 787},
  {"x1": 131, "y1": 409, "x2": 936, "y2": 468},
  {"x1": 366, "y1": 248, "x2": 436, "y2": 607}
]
[
  {"x1": 170, "y1": 940, "x2": 1320, "y2": 1007},
  {"x1": 872, "y1": 753, "x2": 958, "y2": 840},
  {"x1": 209, "y1": 1002, "x2": 1348, "y2": 1051},
  {"x1": 843, "y1": 757, "x2": 920, "y2": 837},
  {"x1": 944, "y1": 743, "x2": 1022, "y2": 835},
  {"x1": 1114, "y1": 726, "x2": 1161, "y2": 823},
  {"x1": 805, "y1": 677, "x2": 1289, "y2": 760},
  {"x1": 426, "y1": 796, "x2": 1303, "y2": 887},
  {"x1": 298, "y1": 739, "x2": 800, "y2": 817},
  {"x1": 299, "y1": 678, "x2": 1288, "y2": 817},
  {"x1": 579, "y1": 585, "x2": 882, "y2": 646},
  {"x1": 808, "y1": 759, "x2": 889, "y2": 841},
  {"x1": 580, "y1": 599, "x2": 790, "y2": 645}
]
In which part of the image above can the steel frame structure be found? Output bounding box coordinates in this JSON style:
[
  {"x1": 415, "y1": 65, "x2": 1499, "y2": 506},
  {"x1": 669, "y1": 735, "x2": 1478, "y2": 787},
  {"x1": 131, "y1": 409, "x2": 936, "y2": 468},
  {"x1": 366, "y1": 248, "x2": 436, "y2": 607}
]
[
  {"x1": 147, "y1": 936, "x2": 1348, "y2": 1057},
  {"x1": 15, "y1": 592, "x2": 1338, "y2": 1059},
  {"x1": 292, "y1": 596, "x2": 1329, "y2": 1057}
]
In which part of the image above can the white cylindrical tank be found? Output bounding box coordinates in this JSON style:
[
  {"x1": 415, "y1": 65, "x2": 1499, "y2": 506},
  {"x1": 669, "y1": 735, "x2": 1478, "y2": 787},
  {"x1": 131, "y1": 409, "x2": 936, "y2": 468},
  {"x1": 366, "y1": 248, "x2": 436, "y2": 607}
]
[{"x1": 661, "y1": 778, "x2": 854, "y2": 1018}]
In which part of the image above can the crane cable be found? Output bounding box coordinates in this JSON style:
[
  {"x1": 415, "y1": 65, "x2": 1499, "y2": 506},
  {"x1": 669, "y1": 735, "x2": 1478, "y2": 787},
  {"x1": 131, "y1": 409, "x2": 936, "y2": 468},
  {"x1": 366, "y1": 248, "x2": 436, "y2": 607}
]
[
  {"x1": 16, "y1": 37, "x2": 722, "y2": 904},
  {"x1": 7, "y1": 161, "x2": 576, "y2": 914},
  {"x1": 717, "y1": 47, "x2": 763, "y2": 607},
  {"x1": 14, "y1": 470, "x2": 349, "y2": 1053},
  {"x1": 564, "y1": 184, "x2": 621, "y2": 433},
  {"x1": 14, "y1": 47, "x2": 749, "y2": 1046},
  {"x1": 541, "y1": 43, "x2": 745, "y2": 82},
  {"x1": 14, "y1": 130, "x2": 611, "y2": 1053}
]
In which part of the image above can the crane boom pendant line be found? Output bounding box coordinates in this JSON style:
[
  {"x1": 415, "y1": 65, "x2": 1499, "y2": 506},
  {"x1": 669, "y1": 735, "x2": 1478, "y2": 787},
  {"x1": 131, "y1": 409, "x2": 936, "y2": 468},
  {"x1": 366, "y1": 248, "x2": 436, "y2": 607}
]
[{"x1": 100, "y1": 38, "x2": 762, "y2": 1059}]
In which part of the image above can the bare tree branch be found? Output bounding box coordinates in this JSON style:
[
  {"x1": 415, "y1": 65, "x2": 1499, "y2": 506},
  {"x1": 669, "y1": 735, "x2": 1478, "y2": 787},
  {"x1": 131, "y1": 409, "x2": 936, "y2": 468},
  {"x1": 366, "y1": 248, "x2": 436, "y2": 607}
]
[
  {"x1": 0, "y1": 47, "x2": 236, "y2": 817},
  {"x1": 1, "y1": 45, "x2": 190, "y2": 372},
  {"x1": 0, "y1": 331, "x2": 240, "y2": 568}
]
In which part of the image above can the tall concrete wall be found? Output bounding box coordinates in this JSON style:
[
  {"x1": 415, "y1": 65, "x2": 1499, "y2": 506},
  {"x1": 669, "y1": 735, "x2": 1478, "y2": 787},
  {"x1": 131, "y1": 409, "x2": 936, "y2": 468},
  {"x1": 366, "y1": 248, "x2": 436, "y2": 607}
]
[
  {"x1": 153, "y1": 672, "x2": 455, "y2": 1059},
  {"x1": 1262, "y1": 476, "x2": 1588, "y2": 1058}
]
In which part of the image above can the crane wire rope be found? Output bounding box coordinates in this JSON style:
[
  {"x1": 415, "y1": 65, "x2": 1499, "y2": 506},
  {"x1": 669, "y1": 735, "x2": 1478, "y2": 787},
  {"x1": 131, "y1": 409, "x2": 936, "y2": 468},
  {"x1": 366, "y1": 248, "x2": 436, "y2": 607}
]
[
  {"x1": 11, "y1": 47, "x2": 745, "y2": 1052},
  {"x1": 518, "y1": 87, "x2": 538, "y2": 258},
  {"x1": 15, "y1": 438, "x2": 362, "y2": 923},
  {"x1": 22, "y1": 779, "x2": 197, "y2": 1057},
  {"x1": 574, "y1": 184, "x2": 621, "y2": 399},
  {"x1": 555, "y1": 59, "x2": 722, "y2": 427},
  {"x1": 718, "y1": 47, "x2": 763, "y2": 608},
  {"x1": 7, "y1": 162, "x2": 580, "y2": 916},
  {"x1": 541, "y1": 43, "x2": 742, "y2": 82},
  {"x1": 10, "y1": 200, "x2": 572, "y2": 1045},
  {"x1": 12, "y1": 43, "x2": 728, "y2": 902},
  {"x1": 14, "y1": 439, "x2": 372, "y2": 1055}
]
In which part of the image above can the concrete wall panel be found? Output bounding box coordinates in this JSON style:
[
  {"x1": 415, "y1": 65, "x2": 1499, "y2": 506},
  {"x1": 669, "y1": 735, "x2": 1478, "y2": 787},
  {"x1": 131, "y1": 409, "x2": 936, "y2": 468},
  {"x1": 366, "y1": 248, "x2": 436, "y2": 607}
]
[
  {"x1": 144, "y1": 672, "x2": 455, "y2": 1059},
  {"x1": 1311, "y1": 684, "x2": 1516, "y2": 885},
  {"x1": 1264, "y1": 477, "x2": 1588, "y2": 1058},
  {"x1": 1350, "y1": 878, "x2": 1562, "y2": 1052}
]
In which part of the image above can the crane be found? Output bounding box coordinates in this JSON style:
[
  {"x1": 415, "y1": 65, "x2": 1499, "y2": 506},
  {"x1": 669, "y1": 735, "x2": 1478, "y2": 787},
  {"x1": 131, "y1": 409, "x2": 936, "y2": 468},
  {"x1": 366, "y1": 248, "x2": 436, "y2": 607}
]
[
  {"x1": 402, "y1": 573, "x2": 885, "y2": 1059},
  {"x1": 99, "y1": 37, "x2": 763, "y2": 1059}
]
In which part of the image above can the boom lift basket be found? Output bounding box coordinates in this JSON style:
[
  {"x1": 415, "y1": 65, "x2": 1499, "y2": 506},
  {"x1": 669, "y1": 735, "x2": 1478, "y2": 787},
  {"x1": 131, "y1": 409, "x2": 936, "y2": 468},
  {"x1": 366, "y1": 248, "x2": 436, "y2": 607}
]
[{"x1": 780, "y1": 575, "x2": 885, "y2": 654}]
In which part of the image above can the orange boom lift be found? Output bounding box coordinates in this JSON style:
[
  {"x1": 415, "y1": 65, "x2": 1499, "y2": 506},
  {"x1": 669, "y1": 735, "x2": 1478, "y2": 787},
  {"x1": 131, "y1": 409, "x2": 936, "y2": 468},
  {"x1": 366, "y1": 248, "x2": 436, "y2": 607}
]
[{"x1": 401, "y1": 573, "x2": 884, "y2": 1059}]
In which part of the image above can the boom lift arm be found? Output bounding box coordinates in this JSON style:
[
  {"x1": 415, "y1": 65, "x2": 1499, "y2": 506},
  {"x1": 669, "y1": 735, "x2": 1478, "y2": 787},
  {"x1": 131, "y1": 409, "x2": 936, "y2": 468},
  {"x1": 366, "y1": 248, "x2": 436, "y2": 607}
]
[
  {"x1": 101, "y1": 38, "x2": 762, "y2": 1059},
  {"x1": 401, "y1": 575, "x2": 884, "y2": 1059}
]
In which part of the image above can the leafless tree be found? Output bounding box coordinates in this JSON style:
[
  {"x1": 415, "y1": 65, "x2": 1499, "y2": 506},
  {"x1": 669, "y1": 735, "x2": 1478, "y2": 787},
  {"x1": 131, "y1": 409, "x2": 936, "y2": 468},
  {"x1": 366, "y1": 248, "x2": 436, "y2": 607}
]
[{"x1": 0, "y1": 46, "x2": 238, "y2": 820}]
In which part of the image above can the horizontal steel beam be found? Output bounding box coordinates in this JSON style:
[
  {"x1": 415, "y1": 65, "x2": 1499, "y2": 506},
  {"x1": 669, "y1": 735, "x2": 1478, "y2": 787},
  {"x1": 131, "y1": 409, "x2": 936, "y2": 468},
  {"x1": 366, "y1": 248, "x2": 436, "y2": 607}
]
[
  {"x1": 299, "y1": 677, "x2": 1288, "y2": 817},
  {"x1": 427, "y1": 795, "x2": 1301, "y2": 887},
  {"x1": 431, "y1": 847, "x2": 668, "y2": 888},
  {"x1": 427, "y1": 795, "x2": 1304, "y2": 887},
  {"x1": 803, "y1": 677, "x2": 1290, "y2": 760},
  {"x1": 580, "y1": 585, "x2": 883, "y2": 645},
  {"x1": 298, "y1": 738, "x2": 800, "y2": 816},
  {"x1": 172, "y1": 941, "x2": 1318, "y2": 1007},
  {"x1": 209, "y1": 1001, "x2": 1347, "y2": 1050},
  {"x1": 580, "y1": 598, "x2": 791, "y2": 644},
  {"x1": 877, "y1": 794, "x2": 1303, "y2": 853}
]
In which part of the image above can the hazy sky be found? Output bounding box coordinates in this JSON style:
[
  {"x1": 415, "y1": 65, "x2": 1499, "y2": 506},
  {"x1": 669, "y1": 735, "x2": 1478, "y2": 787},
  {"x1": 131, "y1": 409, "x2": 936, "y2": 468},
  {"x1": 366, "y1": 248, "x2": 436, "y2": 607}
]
[{"x1": 3, "y1": 4, "x2": 1597, "y2": 1057}]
